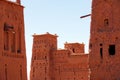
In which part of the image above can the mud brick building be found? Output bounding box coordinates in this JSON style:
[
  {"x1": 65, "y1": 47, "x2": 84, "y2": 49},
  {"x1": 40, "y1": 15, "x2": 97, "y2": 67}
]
[
  {"x1": 30, "y1": 0, "x2": 120, "y2": 80},
  {"x1": 30, "y1": 33, "x2": 89, "y2": 80},
  {"x1": 0, "y1": 0, "x2": 27, "y2": 80},
  {"x1": 89, "y1": 0, "x2": 120, "y2": 80}
]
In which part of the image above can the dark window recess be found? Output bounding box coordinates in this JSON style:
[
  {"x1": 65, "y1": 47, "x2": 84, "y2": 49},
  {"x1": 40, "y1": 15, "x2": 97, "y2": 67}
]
[
  {"x1": 104, "y1": 19, "x2": 109, "y2": 26},
  {"x1": 4, "y1": 31, "x2": 9, "y2": 50},
  {"x1": 109, "y1": 45, "x2": 115, "y2": 55},
  {"x1": 89, "y1": 43, "x2": 92, "y2": 48},
  {"x1": 18, "y1": 28, "x2": 21, "y2": 53},
  {"x1": 4, "y1": 23, "x2": 14, "y2": 31},
  {"x1": 100, "y1": 48, "x2": 103, "y2": 59},
  {"x1": 100, "y1": 43, "x2": 103, "y2": 46},
  {"x1": 11, "y1": 33, "x2": 15, "y2": 52},
  {"x1": 73, "y1": 48, "x2": 75, "y2": 53},
  {"x1": 17, "y1": 50, "x2": 21, "y2": 53},
  {"x1": 116, "y1": 37, "x2": 118, "y2": 40},
  {"x1": 45, "y1": 56, "x2": 47, "y2": 59}
]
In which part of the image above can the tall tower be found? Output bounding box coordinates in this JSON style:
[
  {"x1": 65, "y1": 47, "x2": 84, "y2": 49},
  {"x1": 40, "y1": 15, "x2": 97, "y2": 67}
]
[
  {"x1": 0, "y1": 0, "x2": 27, "y2": 80},
  {"x1": 89, "y1": 0, "x2": 120, "y2": 80},
  {"x1": 30, "y1": 33, "x2": 57, "y2": 80}
]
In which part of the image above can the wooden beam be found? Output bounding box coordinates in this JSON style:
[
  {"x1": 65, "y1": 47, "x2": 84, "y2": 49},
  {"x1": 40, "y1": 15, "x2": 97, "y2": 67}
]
[{"x1": 80, "y1": 14, "x2": 91, "y2": 18}]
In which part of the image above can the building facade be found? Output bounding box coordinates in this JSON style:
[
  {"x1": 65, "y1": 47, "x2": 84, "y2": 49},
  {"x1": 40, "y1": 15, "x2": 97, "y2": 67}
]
[
  {"x1": 89, "y1": 0, "x2": 120, "y2": 80},
  {"x1": 30, "y1": 33, "x2": 89, "y2": 80},
  {"x1": 30, "y1": 0, "x2": 120, "y2": 80},
  {"x1": 0, "y1": 0, "x2": 27, "y2": 80}
]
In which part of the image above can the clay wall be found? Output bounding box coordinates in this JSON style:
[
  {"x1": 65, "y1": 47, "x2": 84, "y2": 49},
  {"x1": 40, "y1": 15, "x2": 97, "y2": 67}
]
[
  {"x1": 0, "y1": 1, "x2": 27, "y2": 80},
  {"x1": 51, "y1": 49, "x2": 89, "y2": 80},
  {"x1": 89, "y1": 0, "x2": 120, "y2": 80}
]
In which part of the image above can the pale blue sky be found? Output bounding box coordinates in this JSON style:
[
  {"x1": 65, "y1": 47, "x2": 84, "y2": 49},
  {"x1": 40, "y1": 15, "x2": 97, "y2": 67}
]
[{"x1": 21, "y1": 0, "x2": 92, "y2": 79}]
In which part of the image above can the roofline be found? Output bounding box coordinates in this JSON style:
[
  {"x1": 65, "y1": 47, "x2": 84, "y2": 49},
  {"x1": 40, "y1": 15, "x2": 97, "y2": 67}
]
[
  {"x1": 2, "y1": 0, "x2": 24, "y2": 8},
  {"x1": 32, "y1": 32, "x2": 58, "y2": 37},
  {"x1": 64, "y1": 42, "x2": 84, "y2": 45}
]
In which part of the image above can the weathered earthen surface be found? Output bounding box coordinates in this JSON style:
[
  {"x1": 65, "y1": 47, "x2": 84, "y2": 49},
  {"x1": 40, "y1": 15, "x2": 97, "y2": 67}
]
[
  {"x1": 89, "y1": 0, "x2": 120, "y2": 80},
  {"x1": 30, "y1": 33, "x2": 89, "y2": 80},
  {"x1": 0, "y1": 0, "x2": 27, "y2": 80}
]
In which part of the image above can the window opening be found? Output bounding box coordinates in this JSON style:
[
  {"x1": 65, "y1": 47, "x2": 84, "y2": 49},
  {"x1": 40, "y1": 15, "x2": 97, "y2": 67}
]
[
  {"x1": 104, "y1": 19, "x2": 109, "y2": 26},
  {"x1": 73, "y1": 48, "x2": 75, "y2": 53},
  {"x1": 4, "y1": 31, "x2": 9, "y2": 50},
  {"x1": 100, "y1": 43, "x2": 103, "y2": 46},
  {"x1": 11, "y1": 32, "x2": 16, "y2": 52},
  {"x1": 89, "y1": 43, "x2": 92, "y2": 48},
  {"x1": 17, "y1": 28, "x2": 21, "y2": 53},
  {"x1": 109, "y1": 45, "x2": 115, "y2": 55},
  {"x1": 4, "y1": 23, "x2": 14, "y2": 31},
  {"x1": 100, "y1": 48, "x2": 103, "y2": 59}
]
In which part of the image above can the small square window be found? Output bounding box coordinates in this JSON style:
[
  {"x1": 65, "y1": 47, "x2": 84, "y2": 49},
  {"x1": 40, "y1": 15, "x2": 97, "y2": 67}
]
[
  {"x1": 109, "y1": 45, "x2": 115, "y2": 55},
  {"x1": 100, "y1": 43, "x2": 103, "y2": 46}
]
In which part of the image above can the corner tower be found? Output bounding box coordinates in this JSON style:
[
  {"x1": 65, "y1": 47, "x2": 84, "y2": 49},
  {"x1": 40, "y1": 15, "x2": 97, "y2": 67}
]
[
  {"x1": 89, "y1": 0, "x2": 120, "y2": 80},
  {"x1": 0, "y1": 0, "x2": 27, "y2": 80},
  {"x1": 30, "y1": 33, "x2": 57, "y2": 80}
]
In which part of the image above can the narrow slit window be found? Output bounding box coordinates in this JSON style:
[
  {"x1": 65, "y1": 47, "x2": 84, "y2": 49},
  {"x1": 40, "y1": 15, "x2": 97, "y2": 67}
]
[
  {"x1": 17, "y1": 28, "x2": 21, "y2": 53},
  {"x1": 109, "y1": 45, "x2": 115, "y2": 55},
  {"x1": 100, "y1": 48, "x2": 103, "y2": 59},
  {"x1": 11, "y1": 32, "x2": 16, "y2": 53},
  {"x1": 4, "y1": 31, "x2": 9, "y2": 50}
]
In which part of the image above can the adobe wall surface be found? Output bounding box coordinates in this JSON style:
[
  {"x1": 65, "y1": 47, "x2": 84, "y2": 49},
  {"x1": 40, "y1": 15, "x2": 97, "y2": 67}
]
[
  {"x1": 52, "y1": 50, "x2": 89, "y2": 80},
  {"x1": 0, "y1": 1, "x2": 27, "y2": 80},
  {"x1": 89, "y1": 0, "x2": 120, "y2": 80}
]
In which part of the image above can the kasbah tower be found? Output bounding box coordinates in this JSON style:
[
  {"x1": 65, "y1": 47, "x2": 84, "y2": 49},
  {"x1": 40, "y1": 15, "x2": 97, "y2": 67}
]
[
  {"x1": 0, "y1": 0, "x2": 27, "y2": 80},
  {"x1": 30, "y1": 33, "x2": 89, "y2": 80},
  {"x1": 89, "y1": 0, "x2": 120, "y2": 80},
  {"x1": 30, "y1": 0, "x2": 120, "y2": 80}
]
